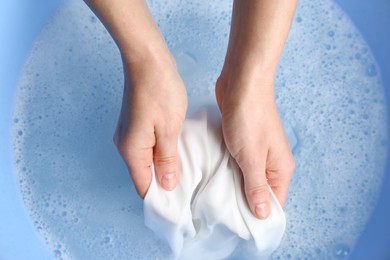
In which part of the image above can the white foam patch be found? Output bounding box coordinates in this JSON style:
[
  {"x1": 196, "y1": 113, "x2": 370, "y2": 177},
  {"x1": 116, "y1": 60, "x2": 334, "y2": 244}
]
[{"x1": 12, "y1": 0, "x2": 388, "y2": 259}]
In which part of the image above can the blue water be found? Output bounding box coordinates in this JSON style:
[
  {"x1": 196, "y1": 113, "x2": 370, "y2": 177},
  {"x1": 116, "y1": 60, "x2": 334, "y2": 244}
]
[{"x1": 12, "y1": 0, "x2": 388, "y2": 259}]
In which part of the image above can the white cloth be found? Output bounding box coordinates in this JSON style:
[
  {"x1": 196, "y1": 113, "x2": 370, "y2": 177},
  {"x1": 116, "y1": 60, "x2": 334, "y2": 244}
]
[{"x1": 144, "y1": 106, "x2": 288, "y2": 259}]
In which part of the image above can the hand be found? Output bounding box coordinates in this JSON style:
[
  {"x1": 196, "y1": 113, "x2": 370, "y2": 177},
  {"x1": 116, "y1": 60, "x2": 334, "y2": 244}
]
[
  {"x1": 215, "y1": 73, "x2": 295, "y2": 219},
  {"x1": 114, "y1": 56, "x2": 187, "y2": 198},
  {"x1": 84, "y1": 0, "x2": 187, "y2": 198}
]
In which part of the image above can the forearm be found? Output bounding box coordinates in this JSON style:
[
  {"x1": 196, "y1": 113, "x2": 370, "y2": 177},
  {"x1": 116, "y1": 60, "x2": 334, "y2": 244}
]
[
  {"x1": 84, "y1": 0, "x2": 174, "y2": 72},
  {"x1": 223, "y1": 0, "x2": 298, "y2": 85}
]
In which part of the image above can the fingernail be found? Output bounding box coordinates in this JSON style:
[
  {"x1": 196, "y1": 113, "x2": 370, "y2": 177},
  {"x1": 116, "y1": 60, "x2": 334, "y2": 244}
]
[
  {"x1": 162, "y1": 173, "x2": 176, "y2": 190},
  {"x1": 255, "y1": 203, "x2": 268, "y2": 219}
]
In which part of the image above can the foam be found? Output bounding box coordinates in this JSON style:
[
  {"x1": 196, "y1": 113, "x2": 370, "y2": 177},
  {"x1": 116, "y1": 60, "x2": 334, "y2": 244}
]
[{"x1": 12, "y1": 0, "x2": 388, "y2": 259}]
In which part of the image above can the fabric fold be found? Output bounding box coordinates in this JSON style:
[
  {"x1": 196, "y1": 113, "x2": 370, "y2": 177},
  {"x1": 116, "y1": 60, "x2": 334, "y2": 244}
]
[{"x1": 144, "y1": 105, "x2": 288, "y2": 259}]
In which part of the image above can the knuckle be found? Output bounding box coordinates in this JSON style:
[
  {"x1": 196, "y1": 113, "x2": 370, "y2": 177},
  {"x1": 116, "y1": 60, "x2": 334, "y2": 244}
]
[
  {"x1": 114, "y1": 136, "x2": 126, "y2": 152},
  {"x1": 157, "y1": 123, "x2": 181, "y2": 140},
  {"x1": 234, "y1": 150, "x2": 260, "y2": 174},
  {"x1": 154, "y1": 155, "x2": 178, "y2": 167},
  {"x1": 246, "y1": 183, "x2": 269, "y2": 199},
  {"x1": 115, "y1": 136, "x2": 135, "y2": 159}
]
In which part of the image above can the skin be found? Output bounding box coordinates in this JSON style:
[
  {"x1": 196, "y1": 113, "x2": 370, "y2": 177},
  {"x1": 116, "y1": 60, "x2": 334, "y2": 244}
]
[{"x1": 84, "y1": 0, "x2": 297, "y2": 219}]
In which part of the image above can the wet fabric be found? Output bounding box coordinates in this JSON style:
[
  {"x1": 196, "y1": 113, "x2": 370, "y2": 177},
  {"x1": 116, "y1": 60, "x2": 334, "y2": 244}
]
[{"x1": 144, "y1": 106, "x2": 286, "y2": 259}]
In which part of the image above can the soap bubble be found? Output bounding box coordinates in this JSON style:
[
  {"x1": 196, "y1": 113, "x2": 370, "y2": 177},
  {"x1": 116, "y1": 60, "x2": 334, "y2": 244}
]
[
  {"x1": 366, "y1": 64, "x2": 377, "y2": 77},
  {"x1": 333, "y1": 243, "x2": 350, "y2": 259},
  {"x1": 53, "y1": 249, "x2": 62, "y2": 257}
]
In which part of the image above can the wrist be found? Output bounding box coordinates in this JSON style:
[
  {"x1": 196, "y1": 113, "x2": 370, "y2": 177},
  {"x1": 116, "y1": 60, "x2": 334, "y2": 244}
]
[
  {"x1": 121, "y1": 42, "x2": 175, "y2": 69},
  {"x1": 218, "y1": 60, "x2": 276, "y2": 94},
  {"x1": 121, "y1": 45, "x2": 178, "y2": 85}
]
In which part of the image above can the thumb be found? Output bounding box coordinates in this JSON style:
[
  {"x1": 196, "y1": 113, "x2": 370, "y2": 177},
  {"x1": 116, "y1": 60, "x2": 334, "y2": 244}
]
[
  {"x1": 237, "y1": 151, "x2": 270, "y2": 219},
  {"x1": 153, "y1": 133, "x2": 180, "y2": 191}
]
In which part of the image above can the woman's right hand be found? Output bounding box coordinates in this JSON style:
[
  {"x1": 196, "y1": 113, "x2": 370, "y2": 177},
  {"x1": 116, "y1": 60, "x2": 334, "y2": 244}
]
[{"x1": 84, "y1": 0, "x2": 188, "y2": 198}]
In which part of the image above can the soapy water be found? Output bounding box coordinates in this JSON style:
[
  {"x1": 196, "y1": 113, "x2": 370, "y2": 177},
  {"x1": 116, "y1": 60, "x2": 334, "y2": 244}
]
[{"x1": 11, "y1": 0, "x2": 388, "y2": 259}]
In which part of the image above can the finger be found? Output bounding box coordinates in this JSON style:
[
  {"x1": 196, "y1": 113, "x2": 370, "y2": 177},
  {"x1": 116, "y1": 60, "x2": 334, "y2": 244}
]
[
  {"x1": 127, "y1": 163, "x2": 153, "y2": 199},
  {"x1": 268, "y1": 180, "x2": 290, "y2": 207},
  {"x1": 154, "y1": 133, "x2": 180, "y2": 191},
  {"x1": 115, "y1": 122, "x2": 154, "y2": 199},
  {"x1": 237, "y1": 150, "x2": 270, "y2": 219},
  {"x1": 117, "y1": 141, "x2": 153, "y2": 199},
  {"x1": 267, "y1": 148, "x2": 295, "y2": 207}
]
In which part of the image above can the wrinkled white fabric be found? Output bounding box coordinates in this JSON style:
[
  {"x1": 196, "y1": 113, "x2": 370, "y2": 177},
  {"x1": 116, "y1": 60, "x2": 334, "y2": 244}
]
[{"x1": 144, "y1": 106, "x2": 290, "y2": 259}]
